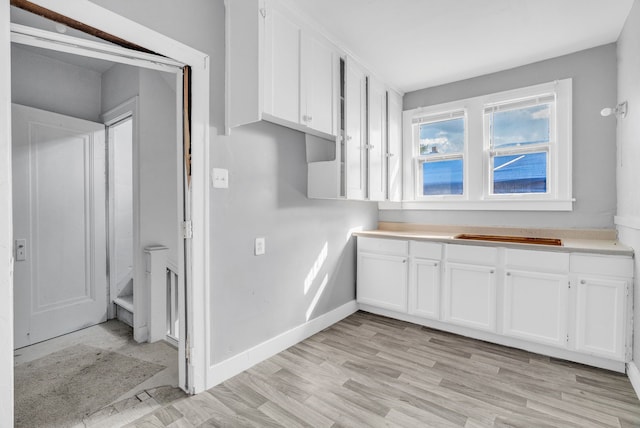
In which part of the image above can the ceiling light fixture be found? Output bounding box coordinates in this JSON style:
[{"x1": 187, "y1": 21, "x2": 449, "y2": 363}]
[{"x1": 600, "y1": 101, "x2": 628, "y2": 119}]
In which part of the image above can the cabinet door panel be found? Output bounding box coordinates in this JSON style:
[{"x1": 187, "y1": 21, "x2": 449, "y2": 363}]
[
  {"x1": 409, "y1": 258, "x2": 440, "y2": 319},
  {"x1": 387, "y1": 90, "x2": 402, "y2": 202},
  {"x1": 443, "y1": 263, "x2": 496, "y2": 331},
  {"x1": 576, "y1": 277, "x2": 626, "y2": 361},
  {"x1": 304, "y1": 34, "x2": 336, "y2": 136},
  {"x1": 345, "y1": 59, "x2": 367, "y2": 200},
  {"x1": 357, "y1": 252, "x2": 407, "y2": 312},
  {"x1": 367, "y1": 77, "x2": 387, "y2": 201},
  {"x1": 503, "y1": 270, "x2": 568, "y2": 347},
  {"x1": 263, "y1": 6, "x2": 302, "y2": 124}
]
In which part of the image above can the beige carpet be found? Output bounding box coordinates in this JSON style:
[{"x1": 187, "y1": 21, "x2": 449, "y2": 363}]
[{"x1": 14, "y1": 343, "x2": 165, "y2": 428}]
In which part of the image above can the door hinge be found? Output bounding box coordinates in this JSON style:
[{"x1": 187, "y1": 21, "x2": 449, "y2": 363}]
[
  {"x1": 182, "y1": 220, "x2": 193, "y2": 239},
  {"x1": 566, "y1": 334, "x2": 569, "y2": 343},
  {"x1": 185, "y1": 335, "x2": 191, "y2": 363},
  {"x1": 259, "y1": 8, "x2": 266, "y2": 18}
]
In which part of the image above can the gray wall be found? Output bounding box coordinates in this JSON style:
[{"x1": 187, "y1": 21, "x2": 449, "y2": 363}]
[
  {"x1": 211, "y1": 122, "x2": 377, "y2": 362},
  {"x1": 616, "y1": 0, "x2": 640, "y2": 373},
  {"x1": 11, "y1": 45, "x2": 102, "y2": 122},
  {"x1": 90, "y1": 0, "x2": 379, "y2": 365},
  {"x1": 384, "y1": 44, "x2": 618, "y2": 230}
]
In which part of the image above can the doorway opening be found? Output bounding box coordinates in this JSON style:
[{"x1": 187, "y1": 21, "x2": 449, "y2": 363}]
[{"x1": 9, "y1": 4, "x2": 196, "y2": 423}]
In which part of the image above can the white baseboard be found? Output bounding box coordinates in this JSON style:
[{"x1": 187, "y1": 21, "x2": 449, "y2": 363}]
[
  {"x1": 628, "y1": 362, "x2": 640, "y2": 400},
  {"x1": 206, "y1": 300, "x2": 358, "y2": 389}
]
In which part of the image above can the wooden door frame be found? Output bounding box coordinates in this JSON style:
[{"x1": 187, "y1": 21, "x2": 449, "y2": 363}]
[{"x1": 0, "y1": 3, "x2": 211, "y2": 423}]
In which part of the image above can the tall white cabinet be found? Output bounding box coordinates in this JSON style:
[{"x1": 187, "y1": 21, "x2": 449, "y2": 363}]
[{"x1": 344, "y1": 59, "x2": 367, "y2": 200}]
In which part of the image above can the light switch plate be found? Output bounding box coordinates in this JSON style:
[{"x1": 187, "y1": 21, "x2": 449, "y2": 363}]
[
  {"x1": 15, "y1": 239, "x2": 26, "y2": 261},
  {"x1": 212, "y1": 168, "x2": 229, "y2": 189},
  {"x1": 255, "y1": 237, "x2": 265, "y2": 256}
]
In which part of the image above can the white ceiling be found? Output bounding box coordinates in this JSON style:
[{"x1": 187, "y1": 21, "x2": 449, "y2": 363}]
[{"x1": 291, "y1": 0, "x2": 634, "y2": 93}]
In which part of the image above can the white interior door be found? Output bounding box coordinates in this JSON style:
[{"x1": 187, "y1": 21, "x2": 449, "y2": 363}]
[{"x1": 12, "y1": 104, "x2": 108, "y2": 349}]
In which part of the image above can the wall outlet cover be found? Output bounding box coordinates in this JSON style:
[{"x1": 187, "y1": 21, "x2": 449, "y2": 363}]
[{"x1": 212, "y1": 168, "x2": 229, "y2": 189}]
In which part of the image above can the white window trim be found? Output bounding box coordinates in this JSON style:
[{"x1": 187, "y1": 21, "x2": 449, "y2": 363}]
[{"x1": 394, "y1": 79, "x2": 573, "y2": 211}]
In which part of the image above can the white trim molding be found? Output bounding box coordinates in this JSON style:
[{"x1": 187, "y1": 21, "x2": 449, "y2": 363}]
[
  {"x1": 628, "y1": 362, "x2": 640, "y2": 400},
  {"x1": 615, "y1": 215, "x2": 640, "y2": 231},
  {"x1": 206, "y1": 300, "x2": 358, "y2": 388}
]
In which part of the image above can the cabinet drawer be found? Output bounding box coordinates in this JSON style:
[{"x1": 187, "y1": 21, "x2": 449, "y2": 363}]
[
  {"x1": 358, "y1": 237, "x2": 408, "y2": 256},
  {"x1": 505, "y1": 249, "x2": 569, "y2": 273},
  {"x1": 446, "y1": 244, "x2": 497, "y2": 265},
  {"x1": 571, "y1": 254, "x2": 633, "y2": 277},
  {"x1": 410, "y1": 241, "x2": 442, "y2": 259}
]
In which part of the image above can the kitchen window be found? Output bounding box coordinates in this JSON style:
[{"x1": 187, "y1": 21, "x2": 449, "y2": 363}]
[
  {"x1": 398, "y1": 79, "x2": 572, "y2": 211},
  {"x1": 413, "y1": 111, "x2": 466, "y2": 198},
  {"x1": 485, "y1": 95, "x2": 555, "y2": 196}
]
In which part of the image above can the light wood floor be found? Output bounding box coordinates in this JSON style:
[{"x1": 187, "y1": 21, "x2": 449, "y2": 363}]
[{"x1": 128, "y1": 311, "x2": 640, "y2": 427}]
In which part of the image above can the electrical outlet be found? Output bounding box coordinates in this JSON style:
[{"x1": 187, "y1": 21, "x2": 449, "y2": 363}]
[
  {"x1": 255, "y1": 237, "x2": 265, "y2": 256},
  {"x1": 212, "y1": 168, "x2": 229, "y2": 189}
]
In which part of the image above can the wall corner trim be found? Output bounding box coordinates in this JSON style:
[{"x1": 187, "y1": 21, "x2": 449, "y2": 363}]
[
  {"x1": 627, "y1": 362, "x2": 640, "y2": 400},
  {"x1": 206, "y1": 300, "x2": 358, "y2": 389}
]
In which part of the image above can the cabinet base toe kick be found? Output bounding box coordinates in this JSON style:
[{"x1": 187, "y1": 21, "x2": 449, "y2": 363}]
[{"x1": 358, "y1": 304, "x2": 627, "y2": 373}]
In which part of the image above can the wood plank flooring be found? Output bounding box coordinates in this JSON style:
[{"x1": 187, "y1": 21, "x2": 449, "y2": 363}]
[{"x1": 127, "y1": 311, "x2": 640, "y2": 427}]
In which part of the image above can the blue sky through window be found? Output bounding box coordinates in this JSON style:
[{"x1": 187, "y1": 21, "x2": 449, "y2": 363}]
[
  {"x1": 419, "y1": 117, "x2": 464, "y2": 155},
  {"x1": 492, "y1": 104, "x2": 550, "y2": 148}
]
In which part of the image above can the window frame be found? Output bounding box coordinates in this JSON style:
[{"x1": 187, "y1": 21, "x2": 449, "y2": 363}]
[
  {"x1": 412, "y1": 109, "x2": 468, "y2": 201},
  {"x1": 483, "y1": 93, "x2": 557, "y2": 200},
  {"x1": 395, "y1": 79, "x2": 573, "y2": 211}
]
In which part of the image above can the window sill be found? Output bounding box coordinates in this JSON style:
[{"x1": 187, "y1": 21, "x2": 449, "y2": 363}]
[{"x1": 378, "y1": 199, "x2": 575, "y2": 211}]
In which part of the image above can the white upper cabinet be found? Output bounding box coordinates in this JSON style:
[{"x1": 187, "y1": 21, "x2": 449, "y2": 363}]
[
  {"x1": 367, "y1": 76, "x2": 387, "y2": 202},
  {"x1": 387, "y1": 90, "x2": 403, "y2": 202},
  {"x1": 345, "y1": 58, "x2": 367, "y2": 200},
  {"x1": 226, "y1": 0, "x2": 338, "y2": 139},
  {"x1": 302, "y1": 33, "x2": 338, "y2": 136},
  {"x1": 263, "y1": 4, "x2": 302, "y2": 125}
]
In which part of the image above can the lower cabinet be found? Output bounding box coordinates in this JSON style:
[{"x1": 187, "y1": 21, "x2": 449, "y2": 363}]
[
  {"x1": 503, "y1": 270, "x2": 569, "y2": 347},
  {"x1": 355, "y1": 236, "x2": 633, "y2": 368},
  {"x1": 443, "y1": 262, "x2": 497, "y2": 332},
  {"x1": 356, "y1": 238, "x2": 408, "y2": 312},
  {"x1": 408, "y1": 258, "x2": 440, "y2": 320},
  {"x1": 575, "y1": 276, "x2": 627, "y2": 361}
]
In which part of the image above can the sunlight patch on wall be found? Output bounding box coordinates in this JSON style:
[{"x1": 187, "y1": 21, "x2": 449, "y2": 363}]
[{"x1": 304, "y1": 242, "x2": 328, "y2": 295}]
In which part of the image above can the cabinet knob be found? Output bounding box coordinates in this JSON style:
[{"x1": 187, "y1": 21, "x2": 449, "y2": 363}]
[
  {"x1": 490, "y1": 270, "x2": 495, "y2": 274},
  {"x1": 580, "y1": 280, "x2": 586, "y2": 284},
  {"x1": 346, "y1": 135, "x2": 352, "y2": 141},
  {"x1": 386, "y1": 153, "x2": 395, "y2": 158},
  {"x1": 434, "y1": 262, "x2": 439, "y2": 267},
  {"x1": 307, "y1": 115, "x2": 313, "y2": 122},
  {"x1": 506, "y1": 272, "x2": 511, "y2": 276}
]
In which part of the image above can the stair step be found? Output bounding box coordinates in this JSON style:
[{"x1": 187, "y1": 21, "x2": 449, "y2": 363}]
[
  {"x1": 113, "y1": 295, "x2": 134, "y2": 312},
  {"x1": 113, "y1": 295, "x2": 134, "y2": 327}
]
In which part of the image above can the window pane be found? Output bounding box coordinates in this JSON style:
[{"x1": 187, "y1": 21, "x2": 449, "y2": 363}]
[
  {"x1": 419, "y1": 117, "x2": 464, "y2": 156},
  {"x1": 422, "y1": 159, "x2": 463, "y2": 196},
  {"x1": 493, "y1": 152, "x2": 547, "y2": 194},
  {"x1": 491, "y1": 104, "x2": 550, "y2": 148}
]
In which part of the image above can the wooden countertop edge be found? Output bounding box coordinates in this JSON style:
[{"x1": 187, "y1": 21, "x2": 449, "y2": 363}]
[{"x1": 353, "y1": 230, "x2": 634, "y2": 257}]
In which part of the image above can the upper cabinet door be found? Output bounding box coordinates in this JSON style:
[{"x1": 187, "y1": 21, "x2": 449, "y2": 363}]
[
  {"x1": 387, "y1": 90, "x2": 403, "y2": 202},
  {"x1": 367, "y1": 76, "x2": 387, "y2": 202},
  {"x1": 345, "y1": 59, "x2": 367, "y2": 200},
  {"x1": 263, "y1": 4, "x2": 302, "y2": 125},
  {"x1": 302, "y1": 33, "x2": 338, "y2": 136}
]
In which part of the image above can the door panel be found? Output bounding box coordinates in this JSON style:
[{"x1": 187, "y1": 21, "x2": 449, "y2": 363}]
[
  {"x1": 357, "y1": 252, "x2": 408, "y2": 312},
  {"x1": 13, "y1": 104, "x2": 107, "y2": 348}
]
